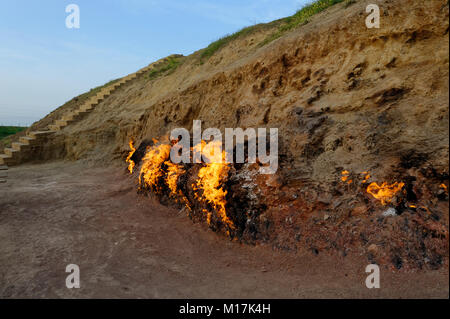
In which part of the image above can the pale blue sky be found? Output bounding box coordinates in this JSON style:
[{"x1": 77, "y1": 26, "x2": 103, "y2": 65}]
[{"x1": 0, "y1": 0, "x2": 307, "y2": 126}]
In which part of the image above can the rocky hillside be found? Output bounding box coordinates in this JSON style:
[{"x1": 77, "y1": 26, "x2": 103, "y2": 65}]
[{"x1": 11, "y1": 0, "x2": 450, "y2": 269}]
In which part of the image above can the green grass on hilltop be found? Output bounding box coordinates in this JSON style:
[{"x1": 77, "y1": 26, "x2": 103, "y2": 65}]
[
  {"x1": 0, "y1": 126, "x2": 27, "y2": 140},
  {"x1": 199, "y1": 0, "x2": 346, "y2": 61},
  {"x1": 148, "y1": 56, "x2": 183, "y2": 80},
  {"x1": 200, "y1": 24, "x2": 264, "y2": 61},
  {"x1": 260, "y1": 0, "x2": 345, "y2": 46}
]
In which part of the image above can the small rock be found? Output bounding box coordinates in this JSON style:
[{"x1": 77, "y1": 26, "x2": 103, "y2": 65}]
[
  {"x1": 317, "y1": 194, "x2": 332, "y2": 205},
  {"x1": 332, "y1": 199, "x2": 343, "y2": 209},
  {"x1": 367, "y1": 244, "x2": 378, "y2": 255},
  {"x1": 437, "y1": 189, "x2": 447, "y2": 200},
  {"x1": 382, "y1": 207, "x2": 397, "y2": 217},
  {"x1": 351, "y1": 205, "x2": 367, "y2": 216},
  {"x1": 265, "y1": 175, "x2": 281, "y2": 188}
]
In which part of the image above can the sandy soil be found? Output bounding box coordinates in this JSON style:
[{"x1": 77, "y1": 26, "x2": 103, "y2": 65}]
[{"x1": 0, "y1": 161, "x2": 448, "y2": 299}]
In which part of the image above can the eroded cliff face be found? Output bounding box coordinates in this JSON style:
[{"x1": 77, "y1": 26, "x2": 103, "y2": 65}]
[{"x1": 37, "y1": 0, "x2": 448, "y2": 269}]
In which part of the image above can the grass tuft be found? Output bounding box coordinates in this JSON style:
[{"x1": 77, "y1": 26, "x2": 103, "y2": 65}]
[
  {"x1": 200, "y1": 25, "x2": 261, "y2": 61},
  {"x1": 260, "y1": 0, "x2": 345, "y2": 46},
  {"x1": 148, "y1": 56, "x2": 183, "y2": 80}
]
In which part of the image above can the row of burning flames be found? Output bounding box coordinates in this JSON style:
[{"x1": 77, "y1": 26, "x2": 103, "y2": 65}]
[
  {"x1": 126, "y1": 139, "x2": 234, "y2": 229},
  {"x1": 126, "y1": 139, "x2": 448, "y2": 226}
]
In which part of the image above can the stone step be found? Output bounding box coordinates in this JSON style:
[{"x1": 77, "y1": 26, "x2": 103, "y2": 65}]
[
  {"x1": 92, "y1": 96, "x2": 104, "y2": 103},
  {"x1": 75, "y1": 110, "x2": 92, "y2": 117},
  {"x1": 12, "y1": 142, "x2": 30, "y2": 151},
  {"x1": 0, "y1": 170, "x2": 7, "y2": 178},
  {"x1": 0, "y1": 165, "x2": 8, "y2": 170},
  {"x1": 4, "y1": 148, "x2": 20, "y2": 158},
  {"x1": 75, "y1": 114, "x2": 88, "y2": 121},
  {"x1": 48, "y1": 125, "x2": 62, "y2": 131},
  {"x1": 83, "y1": 100, "x2": 96, "y2": 106},
  {"x1": 90, "y1": 98, "x2": 101, "y2": 104},
  {"x1": 55, "y1": 119, "x2": 72, "y2": 127},
  {"x1": 0, "y1": 179, "x2": 6, "y2": 183},
  {"x1": 28, "y1": 131, "x2": 55, "y2": 138},
  {"x1": 82, "y1": 101, "x2": 96, "y2": 108},
  {"x1": 89, "y1": 96, "x2": 101, "y2": 102},
  {"x1": 19, "y1": 136, "x2": 36, "y2": 145},
  {"x1": 80, "y1": 104, "x2": 96, "y2": 112},
  {"x1": 0, "y1": 154, "x2": 15, "y2": 166},
  {"x1": 62, "y1": 113, "x2": 80, "y2": 122},
  {"x1": 61, "y1": 115, "x2": 73, "y2": 122}
]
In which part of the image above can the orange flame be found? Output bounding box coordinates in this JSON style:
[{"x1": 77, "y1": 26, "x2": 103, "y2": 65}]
[
  {"x1": 203, "y1": 209, "x2": 212, "y2": 226},
  {"x1": 440, "y1": 183, "x2": 448, "y2": 194},
  {"x1": 367, "y1": 182, "x2": 405, "y2": 205},
  {"x1": 139, "y1": 143, "x2": 171, "y2": 190},
  {"x1": 165, "y1": 161, "x2": 185, "y2": 198},
  {"x1": 126, "y1": 139, "x2": 136, "y2": 174},
  {"x1": 341, "y1": 170, "x2": 349, "y2": 182},
  {"x1": 361, "y1": 172, "x2": 371, "y2": 183},
  {"x1": 341, "y1": 170, "x2": 353, "y2": 184},
  {"x1": 193, "y1": 140, "x2": 234, "y2": 229},
  {"x1": 126, "y1": 137, "x2": 233, "y2": 233}
]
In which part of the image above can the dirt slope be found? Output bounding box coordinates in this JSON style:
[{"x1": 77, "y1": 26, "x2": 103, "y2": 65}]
[{"x1": 10, "y1": 0, "x2": 450, "y2": 269}]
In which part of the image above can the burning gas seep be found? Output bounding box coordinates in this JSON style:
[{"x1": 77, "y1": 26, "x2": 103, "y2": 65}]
[
  {"x1": 123, "y1": 135, "x2": 449, "y2": 269},
  {"x1": 192, "y1": 140, "x2": 234, "y2": 230},
  {"x1": 341, "y1": 169, "x2": 406, "y2": 206},
  {"x1": 125, "y1": 137, "x2": 245, "y2": 237},
  {"x1": 126, "y1": 139, "x2": 136, "y2": 174},
  {"x1": 339, "y1": 168, "x2": 449, "y2": 215},
  {"x1": 126, "y1": 136, "x2": 448, "y2": 237},
  {"x1": 366, "y1": 181, "x2": 405, "y2": 205}
]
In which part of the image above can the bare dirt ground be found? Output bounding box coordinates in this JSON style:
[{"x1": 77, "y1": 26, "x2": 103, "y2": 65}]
[{"x1": 0, "y1": 161, "x2": 448, "y2": 298}]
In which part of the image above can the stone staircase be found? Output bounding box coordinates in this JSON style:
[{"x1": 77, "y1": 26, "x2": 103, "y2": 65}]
[{"x1": 0, "y1": 55, "x2": 181, "y2": 180}]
